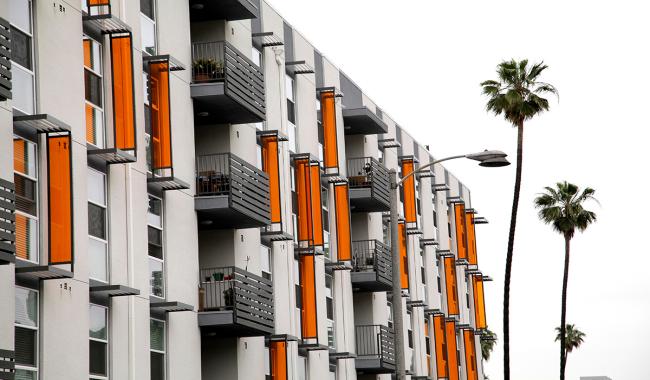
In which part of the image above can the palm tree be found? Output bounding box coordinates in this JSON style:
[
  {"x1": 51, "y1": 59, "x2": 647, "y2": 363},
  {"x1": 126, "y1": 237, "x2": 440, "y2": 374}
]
[
  {"x1": 481, "y1": 59, "x2": 558, "y2": 380},
  {"x1": 480, "y1": 328, "x2": 497, "y2": 361},
  {"x1": 535, "y1": 182, "x2": 597, "y2": 380},
  {"x1": 555, "y1": 324, "x2": 586, "y2": 369}
]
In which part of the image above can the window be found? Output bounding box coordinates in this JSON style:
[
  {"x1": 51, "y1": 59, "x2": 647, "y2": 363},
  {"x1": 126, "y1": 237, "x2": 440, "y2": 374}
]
[
  {"x1": 407, "y1": 311, "x2": 413, "y2": 349},
  {"x1": 84, "y1": 37, "x2": 106, "y2": 148},
  {"x1": 15, "y1": 287, "x2": 38, "y2": 380},
  {"x1": 140, "y1": 0, "x2": 156, "y2": 55},
  {"x1": 150, "y1": 319, "x2": 165, "y2": 380},
  {"x1": 9, "y1": 0, "x2": 35, "y2": 114},
  {"x1": 260, "y1": 245, "x2": 271, "y2": 280},
  {"x1": 148, "y1": 195, "x2": 164, "y2": 298},
  {"x1": 88, "y1": 169, "x2": 108, "y2": 282},
  {"x1": 89, "y1": 304, "x2": 108, "y2": 379},
  {"x1": 13, "y1": 137, "x2": 38, "y2": 263},
  {"x1": 144, "y1": 72, "x2": 153, "y2": 172},
  {"x1": 325, "y1": 275, "x2": 335, "y2": 349},
  {"x1": 387, "y1": 301, "x2": 393, "y2": 329},
  {"x1": 286, "y1": 76, "x2": 297, "y2": 152}
]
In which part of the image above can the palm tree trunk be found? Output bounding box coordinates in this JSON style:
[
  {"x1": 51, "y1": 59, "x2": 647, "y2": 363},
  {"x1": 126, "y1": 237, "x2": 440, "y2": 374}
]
[
  {"x1": 560, "y1": 234, "x2": 571, "y2": 380},
  {"x1": 503, "y1": 120, "x2": 524, "y2": 380}
]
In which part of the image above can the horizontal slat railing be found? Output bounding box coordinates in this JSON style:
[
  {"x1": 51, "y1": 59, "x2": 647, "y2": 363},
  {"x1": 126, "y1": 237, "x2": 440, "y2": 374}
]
[
  {"x1": 199, "y1": 266, "x2": 274, "y2": 331},
  {"x1": 355, "y1": 325, "x2": 395, "y2": 365},
  {"x1": 0, "y1": 178, "x2": 15, "y2": 258},
  {"x1": 351, "y1": 240, "x2": 392, "y2": 283},
  {"x1": 0, "y1": 17, "x2": 11, "y2": 101}
]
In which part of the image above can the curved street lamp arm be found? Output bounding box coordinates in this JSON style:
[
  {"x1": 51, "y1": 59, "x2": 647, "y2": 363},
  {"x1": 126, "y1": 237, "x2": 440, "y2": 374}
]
[{"x1": 394, "y1": 154, "x2": 467, "y2": 188}]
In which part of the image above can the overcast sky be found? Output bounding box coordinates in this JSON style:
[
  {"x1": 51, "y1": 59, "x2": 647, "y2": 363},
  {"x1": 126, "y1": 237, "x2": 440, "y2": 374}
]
[{"x1": 268, "y1": 0, "x2": 650, "y2": 379}]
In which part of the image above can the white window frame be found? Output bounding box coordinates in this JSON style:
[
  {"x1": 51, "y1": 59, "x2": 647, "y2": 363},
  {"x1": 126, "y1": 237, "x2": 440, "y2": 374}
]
[
  {"x1": 148, "y1": 194, "x2": 165, "y2": 299},
  {"x1": 140, "y1": 0, "x2": 157, "y2": 56},
  {"x1": 89, "y1": 304, "x2": 109, "y2": 380},
  {"x1": 325, "y1": 274, "x2": 335, "y2": 349},
  {"x1": 9, "y1": 0, "x2": 36, "y2": 115},
  {"x1": 13, "y1": 136, "x2": 39, "y2": 264},
  {"x1": 83, "y1": 36, "x2": 106, "y2": 149},
  {"x1": 150, "y1": 318, "x2": 166, "y2": 380},
  {"x1": 260, "y1": 245, "x2": 271, "y2": 280},
  {"x1": 15, "y1": 286, "x2": 39, "y2": 379},
  {"x1": 88, "y1": 168, "x2": 109, "y2": 283}
]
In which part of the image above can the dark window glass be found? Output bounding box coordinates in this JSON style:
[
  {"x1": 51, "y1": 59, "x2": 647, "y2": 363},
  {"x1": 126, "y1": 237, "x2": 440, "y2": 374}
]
[
  {"x1": 148, "y1": 226, "x2": 163, "y2": 259},
  {"x1": 426, "y1": 337, "x2": 431, "y2": 355},
  {"x1": 11, "y1": 27, "x2": 32, "y2": 70},
  {"x1": 141, "y1": 0, "x2": 155, "y2": 19},
  {"x1": 421, "y1": 267, "x2": 426, "y2": 284},
  {"x1": 295, "y1": 284, "x2": 302, "y2": 309},
  {"x1": 151, "y1": 352, "x2": 164, "y2": 380},
  {"x1": 287, "y1": 100, "x2": 295, "y2": 124},
  {"x1": 326, "y1": 297, "x2": 333, "y2": 320},
  {"x1": 407, "y1": 330, "x2": 413, "y2": 349},
  {"x1": 89, "y1": 340, "x2": 107, "y2": 376},
  {"x1": 15, "y1": 327, "x2": 36, "y2": 366},
  {"x1": 88, "y1": 203, "x2": 106, "y2": 240},
  {"x1": 433, "y1": 210, "x2": 437, "y2": 227},
  {"x1": 14, "y1": 175, "x2": 36, "y2": 215},
  {"x1": 84, "y1": 69, "x2": 103, "y2": 107},
  {"x1": 437, "y1": 276, "x2": 441, "y2": 293},
  {"x1": 144, "y1": 104, "x2": 152, "y2": 135},
  {"x1": 322, "y1": 210, "x2": 329, "y2": 232}
]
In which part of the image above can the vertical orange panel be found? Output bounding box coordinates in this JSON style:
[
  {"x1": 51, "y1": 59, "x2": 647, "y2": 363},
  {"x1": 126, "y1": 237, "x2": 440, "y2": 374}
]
[
  {"x1": 454, "y1": 204, "x2": 467, "y2": 260},
  {"x1": 262, "y1": 136, "x2": 281, "y2": 224},
  {"x1": 150, "y1": 61, "x2": 172, "y2": 169},
  {"x1": 88, "y1": 0, "x2": 110, "y2": 5},
  {"x1": 320, "y1": 90, "x2": 338, "y2": 170},
  {"x1": 445, "y1": 320, "x2": 459, "y2": 380},
  {"x1": 295, "y1": 158, "x2": 311, "y2": 244},
  {"x1": 48, "y1": 135, "x2": 73, "y2": 265},
  {"x1": 463, "y1": 330, "x2": 478, "y2": 380},
  {"x1": 473, "y1": 275, "x2": 487, "y2": 329},
  {"x1": 110, "y1": 34, "x2": 135, "y2": 151},
  {"x1": 309, "y1": 164, "x2": 323, "y2": 246},
  {"x1": 466, "y1": 212, "x2": 478, "y2": 265},
  {"x1": 399, "y1": 221, "x2": 409, "y2": 289},
  {"x1": 334, "y1": 183, "x2": 351, "y2": 261},
  {"x1": 444, "y1": 256, "x2": 459, "y2": 315},
  {"x1": 433, "y1": 315, "x2": 448, "y2": 379},
  {"x1": 85, "y1": 103, "x2": 97, "y2": 145},
  {"x1": 401, "y1": 159, "x2": 417, "y2": 224},
  {"x1": 13, "y1": 139, "x2": 26, "y2": 173},
  {"x1": 14, "y1": 214, "x2": 28, "y2": 260},
  {"x1": 299, "y1": 254, "x2": 317, "y2": 339},
  {"x1": 83, "y1": 39, "x2": 91, "y2": 68},
  {"x1": 270, "y1": 341, "x2": 287, "y2": 380}
]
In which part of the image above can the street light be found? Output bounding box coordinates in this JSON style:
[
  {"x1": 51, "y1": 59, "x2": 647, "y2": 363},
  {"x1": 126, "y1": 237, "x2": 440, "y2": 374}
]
[{"x1": 389, "y1": 149, "x2": 509, "y2": 380}]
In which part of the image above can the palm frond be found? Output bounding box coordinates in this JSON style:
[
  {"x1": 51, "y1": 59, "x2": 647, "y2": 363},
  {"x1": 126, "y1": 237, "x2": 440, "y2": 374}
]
[{"x1": 534, "y1": 182, "x2": 598, "y2": 236}]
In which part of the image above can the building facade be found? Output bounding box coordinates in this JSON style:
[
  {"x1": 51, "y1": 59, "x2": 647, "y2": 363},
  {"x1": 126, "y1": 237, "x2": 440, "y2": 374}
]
[{"x1": 0, "y1": 1, "x2": 492, "y2": 379}]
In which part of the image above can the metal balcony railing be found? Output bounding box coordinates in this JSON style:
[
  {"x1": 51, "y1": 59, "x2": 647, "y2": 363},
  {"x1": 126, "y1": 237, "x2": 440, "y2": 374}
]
[
  {"x1": 351, "y1": 240, "x2": 392, "y2": 280},
  {"x1": 198, "y1": 266, "x2": 274, "y2": 332},
  {"x1": 196, "y1": 153, "x2": 270, "y2": 226},
  {"x1": 355, "y1": 325, "x2": 395, "y2": 365},
  {"x1": 346, "y1": 157, "x2": 391, "y2": 211},
  {"x1": 191, "y1": 41, "x2": 265, "y2": 120}
]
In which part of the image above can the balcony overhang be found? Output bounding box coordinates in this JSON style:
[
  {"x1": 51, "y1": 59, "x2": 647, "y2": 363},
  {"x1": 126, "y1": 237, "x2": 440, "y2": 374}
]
[
  {"x1": 147, "y1": 175, "x2": 190, "y2": 192},
  {"x1": 342, "y1": 107, "x2": 388, "y2": 135},
  {"x1": 0, "y1": 251, "x2": 13, "y2": 265},
  {"x1": 355, "y1": 358, "x2": 396, "y2": 374},
  {"x1": 15, "y1": 263, "x2": 73, "y2": 281},
  {"x1": 349, "y1": 188, "x2": 390, "y2": 213},
  {"x1": 87, "y1": 147, "x2": 136, "y2": 166},
  {"x1": 189, "y1": 0, "x2": 259, "y2": 22},
  {"x1": 196, "y1": 195, "x2": 270, "y2": 229},
  {"x1": 191, "y1": 82, "x2": 265, "y2": 124},
  {"x1": 13, "y1": 113, "x2": 71, "y2": 135},
  {"x1": 90, "y1": 284, "x2": 140, "y2": 297},
  {"x1": 82, "y1": 13, "x2": 131, "y2": 35},
  {"x1": 351, "y1": 271, "x2": 392, "y2": 292},
  {"x1": 150, "y1": 301, "x2": 194, "y2": 313},
  {"x1": 199, "y1": 310, "x2": 274, "y2": 337}
]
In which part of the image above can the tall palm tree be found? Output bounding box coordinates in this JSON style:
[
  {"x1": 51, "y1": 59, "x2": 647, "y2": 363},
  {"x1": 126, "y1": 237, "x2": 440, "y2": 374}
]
[
  {"x1": 555, "y1": 324, "x2": 586, "y2": 368},
  {"x1": 480, "y1": 328, "x2": 497, "y2": 361},
  {"x1": 481, "y1": 59, "x2": 558, "y2": 380},
  {"x1": 535, "y1": 182, "x2": 597, "y2": 380}
]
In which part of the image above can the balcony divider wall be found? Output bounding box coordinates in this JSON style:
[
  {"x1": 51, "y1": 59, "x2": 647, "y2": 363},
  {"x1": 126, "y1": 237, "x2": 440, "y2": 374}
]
[
  {"x1": 347, "y1": 157, "x2": 390, "y2": 213},
  {"x1": 0, "y1": 17, "x2": 12, "y2": 101},
  {"x1": 453, "y1": 203, "x2": 468, "y2": 261}
]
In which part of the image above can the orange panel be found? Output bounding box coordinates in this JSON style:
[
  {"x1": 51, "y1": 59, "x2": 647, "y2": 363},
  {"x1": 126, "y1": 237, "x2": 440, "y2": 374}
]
[
  {"x1": 473, "y1": 275, "x2": 487, "y2": 329},
  {"x1": 83, "y1": 39, "x2": 91, "y2": 68},
  {"x1": 88, "y1": 0, "x2": 110, "y2": 5},
  {"x1": 466, "y1": 212, "x2": 478, "y2": 265},
  {"x1": 295, "y1": 159, "x2": 324, "y2": 247},
  {"x1": 110, "y1": 34, "x2": 136, "y2": 151},
  {"x1": 309, "y1": 164, "x2": 323, "y2": 246},
  {"x1": 299, "y1": 254, "x2": 317, "y2": 339},
  {"x1": 401, "y1": 159, "x2": 417, "y2": 224},
  {"x1": 433, "y1": 315, "x2": 448, "y2": 379},
  {"x1": 270, "y1": 341, "x2": 287, "y2": 380},
  {"x1": 454, "y1": 204, "x2": 467, "y2": 260},
  {"x1": 445, "y1": 320, "x2": 459, "y2": 380},
  {"x1": 85, "y1": 103, "x2": 97, "y2": 145},
  {"x1": 15, "y1": 214, "x2": 28, "y2": 260},
  {"x1": 48, "y1": 135, "x2": 73, "y2": 265},
  {"x1": 463, "y1": 329, "x2": 478, "y2": 380},
  {"x1": 262, "y1": 136, "x2": 281, "y2": 224},
  {"x1": 399, "y1": 221, "x2": 409, "y2": 289},
  {"x1": 13, "y1": 139, "x2": 26, "y2": 173},
  {"x1": 444, "y1": 256, "x2": 459, "y2": 315},
  {"x1": 150, "y1": 61, "x2": 172, "y2": 169},
  {"x1": 320, "y1": 90, "x2": 338, "y2": 170},
  {"x1": 334, "y1": 183, "x2": 351, "y2": 261}
]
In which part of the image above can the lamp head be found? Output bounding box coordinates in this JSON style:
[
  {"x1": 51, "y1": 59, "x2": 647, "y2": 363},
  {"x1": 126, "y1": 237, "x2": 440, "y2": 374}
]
[{"x1": 466, "y1": 150, "x2": 510, "y2": 167}]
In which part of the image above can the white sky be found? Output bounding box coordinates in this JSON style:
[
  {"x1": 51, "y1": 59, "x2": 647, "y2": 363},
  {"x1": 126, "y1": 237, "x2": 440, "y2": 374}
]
[{"x1": 268, "y1": 0, "x2": 650, "y2": 379}]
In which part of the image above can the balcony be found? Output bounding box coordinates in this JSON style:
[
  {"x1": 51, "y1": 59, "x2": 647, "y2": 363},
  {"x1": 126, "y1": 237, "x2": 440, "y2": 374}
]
[
  {"x1": 195, "y1": 153, "x2": 271, "y2": 229},
  {"x1": 355, "y1": 325, "x2": 395, "y2": 374},
  {"x1": 347, "y1": 158, "x2": 391, "y2": 212},
  {"x1": 191, "y1": 41, "x2": 265, "y2": 124},
  {"x1": 198, "y1": 266, "x2": 274, "y2": 337},
  {"x1": 351, "y1": 240, "x2": 392, "y2": 292},
  {"x1": 189, "y1": 0, "x2": 259, "y2": 22},
  {"x1": 342, "y1": 107, "x2": 388, "y2": 135}
]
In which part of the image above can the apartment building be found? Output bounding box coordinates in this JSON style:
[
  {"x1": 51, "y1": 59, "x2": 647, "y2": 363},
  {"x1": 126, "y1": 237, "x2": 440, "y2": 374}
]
[{"x1": 0, "y1": 1, "x2": 492, "y2": 379}]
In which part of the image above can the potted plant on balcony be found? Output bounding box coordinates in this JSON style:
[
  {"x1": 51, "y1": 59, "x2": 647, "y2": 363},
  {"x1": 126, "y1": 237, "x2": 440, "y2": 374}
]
[
  {"x1": 223, "y1": 287, "x2": 234, "y2": 308},
  {"x1": 192, "y1": 58, "x2": 223, "y2": 82}
]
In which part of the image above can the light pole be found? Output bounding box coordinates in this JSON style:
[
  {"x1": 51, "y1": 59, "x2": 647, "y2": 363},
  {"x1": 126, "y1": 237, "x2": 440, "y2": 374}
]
[{"x1": 389, "y1": 150, "x2": 509, "y2": 379}]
